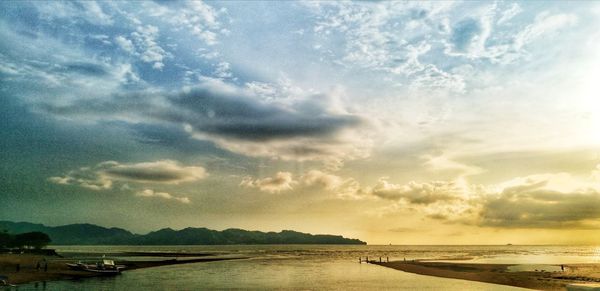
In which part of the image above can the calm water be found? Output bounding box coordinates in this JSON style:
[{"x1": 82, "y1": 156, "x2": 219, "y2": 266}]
[{"x1": 16, "y1": 245, "x2": 600, "y2": 290}]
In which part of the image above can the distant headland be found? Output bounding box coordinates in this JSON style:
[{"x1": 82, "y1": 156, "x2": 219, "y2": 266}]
[{"x1": 0, "y1": 221, "x2": 366, "y2": 245}]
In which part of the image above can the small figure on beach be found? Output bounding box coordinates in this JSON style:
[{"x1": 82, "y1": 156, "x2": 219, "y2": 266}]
[
  {"x1": 561, "y1": 264, "x2": 564, "y2": 271},
  {"x1": 36, "y1": 261, "x2": 41, "y2": 271},
  {"x1": 44, "y1": 262, "x2": 48, "y2": 272},
  {"x1": 16, "y1": 263, "x2": 20, "y2": 272}
]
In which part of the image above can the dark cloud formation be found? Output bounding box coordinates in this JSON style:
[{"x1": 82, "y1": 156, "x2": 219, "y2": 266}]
[
  {"x1": 39, "y1": 80, "x2": 368, "y2": 162},
  {"x1": 480, "y1": 187, "x2": 600, "y2": 229},
  {"x1": 368, "y1": 172, "x2": 600, "y2": 229},
  {"x1": 102, "y1": 160, "x2": 206, "y2": 183},
  {"x1": 166, "y1": 87, "x2": 362, "y2": 141}
]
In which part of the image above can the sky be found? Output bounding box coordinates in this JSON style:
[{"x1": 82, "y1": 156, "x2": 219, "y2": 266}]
[{"x1": 2, "y1": 1, "x2": 600, "y2": 245}]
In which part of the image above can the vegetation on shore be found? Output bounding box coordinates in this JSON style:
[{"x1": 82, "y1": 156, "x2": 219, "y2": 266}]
[{"x1": 0, "y1": 230, "x2": 51, "y2": 250}]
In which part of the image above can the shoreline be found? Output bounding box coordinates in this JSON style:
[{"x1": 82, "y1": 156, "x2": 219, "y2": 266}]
[
  {"x1": 372, "y1": 260, "x2": 600, "y2": 290},
  {"x1": 0, "y1": 253, "x2": 242, "y2": 286}
]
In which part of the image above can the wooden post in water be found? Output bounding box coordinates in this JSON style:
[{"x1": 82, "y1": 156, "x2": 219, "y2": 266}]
[
  {"x1": 379, "y1": 257, "x2": 382, "y2": 262},
  {"x1": 386, "y1": 256, "x2": 389, "y2": 262},
  {"x1": 366, "y1": 256, "x2": 369, "y2": 263},
  {"x1": 359, "y1": 257, "x2": 361, "y2": 263}
]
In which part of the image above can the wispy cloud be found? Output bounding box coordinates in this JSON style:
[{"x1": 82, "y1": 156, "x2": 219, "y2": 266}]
[
  {"x1": 49, "y1": 160, "x2": 207, "y2": 190},
  {"x1": 240, "y1": 172, "x2": 296, "y2": 193},
  {"x1": 240, "y1": 169, "x2": 362, "y2": 198},
  {"x1": 132, "y1": 25, "x2": 168, "y2": 70},
  {"x1": 136, "y1": 189, "x2": 190, "y2": 204},
  {"x1": 370, "y1": 178, "x2": 465, "y2": 205}
]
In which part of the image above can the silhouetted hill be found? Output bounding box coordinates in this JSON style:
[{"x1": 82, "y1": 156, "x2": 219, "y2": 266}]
[
  {"x1": 0, "y1": 221, "x2": 135, "y2": 245},
  {"x1": 0, "y1": 221, "x2": 366, "y2": 245}
]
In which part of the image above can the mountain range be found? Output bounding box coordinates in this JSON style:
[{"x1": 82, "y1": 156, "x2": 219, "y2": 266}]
[{"x1": 0, "y1": 221, "x2": 366, "y2": 245}]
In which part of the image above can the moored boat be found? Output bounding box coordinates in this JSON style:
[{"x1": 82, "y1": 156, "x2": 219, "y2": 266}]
[{"x1": 66, "y1": 260, "x2": 125, "y2": 275}]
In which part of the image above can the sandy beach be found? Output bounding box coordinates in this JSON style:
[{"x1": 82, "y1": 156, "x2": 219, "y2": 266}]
[
  {"x1": 373, "y1": 260, "x2": 600, "y2": 290},
  {"x1": 0, "y1": 253, "x2": 241, "y2": 286}
]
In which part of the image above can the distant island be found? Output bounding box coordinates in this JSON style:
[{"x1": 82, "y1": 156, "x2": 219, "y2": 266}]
[{"x1": 0, "y1": 221, "x2": 366, "y2": 245}]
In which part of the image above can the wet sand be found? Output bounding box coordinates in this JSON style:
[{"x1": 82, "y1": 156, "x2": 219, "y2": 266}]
[
  {"x1": 373, "y1": 260, "x2": 600, "y2": 290},
  {"x1": 0, "y1": 253, "x2": 241, "y2": 285}
]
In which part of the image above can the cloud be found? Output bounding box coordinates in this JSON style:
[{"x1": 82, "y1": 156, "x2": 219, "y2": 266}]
[
  {"x1": 421, "y1": 154, "x2": 483, "y2": 178},
  {"x1": 368, "y1": 168, "x2": 600, "y2": 229},
  {"x1": 240, "y1": 172, "x2": 295, "y2": 193},
  {"x1": 410, "y1": 64, "x2": 465, "y2": 93},
  {"x1": 35, "y1": 1, "x2": 114, "y2": 26},
  {"x1": 239, "y1": 169, "x2": 363, "y2": 198},
  {"x1": 300, "y1": 170, "x2": 362, "y2": 198},
  {"x1": 102, "y1": 160, "x2": 207, "y2": 183},
  {"x1": 480, "y1": 175, "x2": 600, "y2": 228},
  {"x1": 172, "y1": 83, "x2": 371, "y2": 163},
  {"x1": 136, "y1": 189, "x2": 190, "y2": 204},
  {"x1": 513, "y1": 12, "x2": 577, "y2": 50},
  {"x1": 213, "y1": 61, "x2": 232, "y2": 79},
  {"x1": 592, "y1": 164, "x2": 600, "y2": 181},
  {"x1": 40, "y1": 78, "x2": 371, "y2": 164},
  {"x1": 443, "y1": 4, "x2": 496, "y2": 59},
  {"x1": 301, "y1": 170, "x2": 345, "y2": 190},
  {"x1": 59, "y1": 62, "x2": 109, "y2": 76},
  {"x1": 497, "y1": 3, "x2": 522, "y2": 25},
  {"x1": 78, "y1": 2, "x2": 114, "y2": 26},
  {"x1": 388, "y1": 227, "x2": 421, "y2": 233},
  {"x1": 306, "y1": 2, "x2": 467, "y2": 92},
  {"x1": 170, "y1": 82, "x2": 361, "y2": 142},
  {"x1": 148, "y1": 0, "x2": 226, "y2": 45},
  {"x1": 115, "y1": 35, "x2": 135, "y2": 54},
  {"x1": 49, "y1": 160, "x2": 207, "y2": 190},
  {"x1": 444, "y1": 6, "x2": 577, "y2": 63},
  {"x1": 48, "y1": 169, "x2": 113, "y2": 191},
  {"x1": 131, "y1": 25, "x2": 168, "y2": 70},
  {"x1": 126, "y1": 1, "x2": 227, "y2": 67},
  {"x1": 0, "y1": 19, "x2": 143, "y2": 106},
  {"x1": 370, "y1": 178, "x2": 465, "y2": 205},
  {"x1": 449, "y1": 18, "x2": 486, "y2": 53}
]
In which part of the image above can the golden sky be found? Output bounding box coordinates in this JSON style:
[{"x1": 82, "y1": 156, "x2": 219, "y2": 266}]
[{"x1": 2, "y1": 1, "x2": 600, "y2": 244}]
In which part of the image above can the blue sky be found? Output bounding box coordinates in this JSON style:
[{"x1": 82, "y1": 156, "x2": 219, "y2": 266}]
[{"x1": 2, "y1": 1, "x2": 600, "y2": 244}]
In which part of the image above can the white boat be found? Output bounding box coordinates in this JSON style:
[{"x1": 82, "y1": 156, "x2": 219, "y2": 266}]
[{"x1": 66, "y1": 260, "x2": 125, "y2": 275}]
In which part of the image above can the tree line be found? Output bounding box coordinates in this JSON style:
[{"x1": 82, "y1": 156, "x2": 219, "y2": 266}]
[{"x1": 0, "y1": 230, "x2": 51, "y2": 250}]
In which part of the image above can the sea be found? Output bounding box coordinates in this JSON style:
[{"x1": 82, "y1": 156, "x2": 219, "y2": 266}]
[{"x1": 17, "y1": 245, "x2": 600, "y2": 290}]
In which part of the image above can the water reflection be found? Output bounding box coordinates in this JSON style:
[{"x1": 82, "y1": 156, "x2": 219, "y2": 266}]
[{"x1": 21, "y1": 258, "x2": 528, "y2": 290}]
